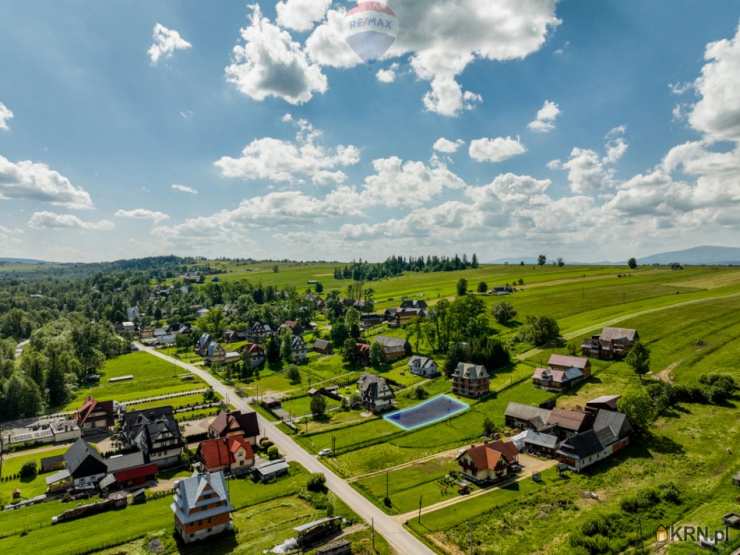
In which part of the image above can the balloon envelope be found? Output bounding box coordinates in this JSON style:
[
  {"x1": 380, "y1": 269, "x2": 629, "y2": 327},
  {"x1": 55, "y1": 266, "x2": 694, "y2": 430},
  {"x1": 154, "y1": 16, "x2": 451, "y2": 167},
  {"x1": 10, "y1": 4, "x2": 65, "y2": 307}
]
[{"x1": 345, "y1": 2, "x2": 398, "y2": 63}]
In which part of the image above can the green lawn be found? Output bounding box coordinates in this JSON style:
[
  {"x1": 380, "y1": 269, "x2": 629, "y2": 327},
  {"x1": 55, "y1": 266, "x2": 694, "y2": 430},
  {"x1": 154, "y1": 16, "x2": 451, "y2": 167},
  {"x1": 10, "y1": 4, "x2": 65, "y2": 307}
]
[
  {"x1": 0, "y1": 463, "x2": 312, "y2": 554},
  {"x1": 66, "y1": 351, "x2": 206, "y2": 408},
  {"x1": 0, "y1": 447, "x2": 68, "y2": 504},
  {"x1": 354, "y1": 455, "x2": 462, "y2": 515}
]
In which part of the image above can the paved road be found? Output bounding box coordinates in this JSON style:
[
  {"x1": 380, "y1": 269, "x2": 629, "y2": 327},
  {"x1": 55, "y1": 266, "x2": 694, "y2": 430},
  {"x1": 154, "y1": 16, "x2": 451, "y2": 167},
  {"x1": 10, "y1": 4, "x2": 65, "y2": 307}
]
[{"x1": 135, "y1": 342, "x2": 433, "y2": 555}]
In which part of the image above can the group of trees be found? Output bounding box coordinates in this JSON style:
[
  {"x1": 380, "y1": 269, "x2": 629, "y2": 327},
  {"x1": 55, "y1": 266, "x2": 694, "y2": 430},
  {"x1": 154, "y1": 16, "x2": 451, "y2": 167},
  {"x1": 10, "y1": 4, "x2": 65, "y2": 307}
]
[{"x1": 334, "y1": 254, "x2": 479, "y2": 281}]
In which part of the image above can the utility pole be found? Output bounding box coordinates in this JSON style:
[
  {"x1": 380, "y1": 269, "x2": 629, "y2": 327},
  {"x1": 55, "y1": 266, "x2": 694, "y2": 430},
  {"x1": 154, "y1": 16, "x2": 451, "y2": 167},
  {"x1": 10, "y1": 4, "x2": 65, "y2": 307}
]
[
  {"x1": 418, "y1": 495, "x2": 423, "y2": 523},
  {"x1": 332, "y1": 435, "x2": 336, "y2": 455},
  {"x1": 371, "y1": 517, "x2": 375, "y2": 551},
  {"x1": 386, "y1": 470, "x2": 390, "y2": 500}
]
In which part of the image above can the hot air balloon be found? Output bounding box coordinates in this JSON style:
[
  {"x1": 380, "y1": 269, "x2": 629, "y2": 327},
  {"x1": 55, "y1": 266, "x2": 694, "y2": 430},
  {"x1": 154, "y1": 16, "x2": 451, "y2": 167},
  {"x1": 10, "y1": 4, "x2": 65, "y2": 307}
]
[{"x1": 344, "y1": 1, "x2": 398, "y2": 63}]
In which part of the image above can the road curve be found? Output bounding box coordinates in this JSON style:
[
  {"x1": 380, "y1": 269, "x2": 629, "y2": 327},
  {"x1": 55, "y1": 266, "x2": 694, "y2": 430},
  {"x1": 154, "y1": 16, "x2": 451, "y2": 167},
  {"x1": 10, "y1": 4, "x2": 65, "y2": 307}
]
[{"x1": 134, "y1": 342, "x2": 433, "y2": 555}]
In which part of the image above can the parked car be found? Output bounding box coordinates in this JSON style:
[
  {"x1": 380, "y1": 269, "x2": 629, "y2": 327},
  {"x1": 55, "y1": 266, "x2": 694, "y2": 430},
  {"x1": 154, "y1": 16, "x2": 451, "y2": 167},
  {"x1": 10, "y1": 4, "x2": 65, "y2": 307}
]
[{"x1": 318, "y1": 448, "x2": 333, "y2": 457}]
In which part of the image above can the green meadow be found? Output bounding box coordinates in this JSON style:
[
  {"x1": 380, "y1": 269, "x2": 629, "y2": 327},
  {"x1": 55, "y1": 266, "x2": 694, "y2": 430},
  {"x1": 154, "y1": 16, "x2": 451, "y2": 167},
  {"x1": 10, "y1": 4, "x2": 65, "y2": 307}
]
[{"x1": 65, "y1": 351, "x2": 207, "y2": 408}]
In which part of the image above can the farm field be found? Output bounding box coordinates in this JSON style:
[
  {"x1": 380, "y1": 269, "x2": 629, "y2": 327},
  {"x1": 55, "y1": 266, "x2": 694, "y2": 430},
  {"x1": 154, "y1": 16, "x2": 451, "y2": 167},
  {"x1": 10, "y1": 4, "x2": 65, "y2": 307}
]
[
  {"x1": 400, "y1": 292, "x2": 740, "y2": 554},
  {"x1": 65, "y1": 351, "x2": 207, "y2": 408}
]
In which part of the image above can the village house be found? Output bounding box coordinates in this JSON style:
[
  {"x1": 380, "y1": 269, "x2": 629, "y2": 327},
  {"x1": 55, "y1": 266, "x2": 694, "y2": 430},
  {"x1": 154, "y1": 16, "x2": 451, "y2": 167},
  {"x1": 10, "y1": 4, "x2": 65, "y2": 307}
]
[
  {"x1": 253, "y1": 459, "x2": 290, "y2": 483},
  {"x1": 119, "y1": 406, "x2": 184, "y2": 468},
  {"x1": 313, "y1": 338, "x2": 333, "y2": 355},
  {"x1": 532, "y1": 354, "x2": 592, "y2": 391},
  {"x1": 291, "y1": 335, "x2": 308, "y2": 363},
  {"x1": 197, "y1": 436, "x2": 255, "y2": 476},
  {"x1": 203, "y1": 341, "x2": 240, "y2": 366},
  {"x1": 547, "y1": 408, "x2": 594, "y2": 439},
  {"x1": 373, "y1": 335, "x2": 408, "y2": 362},
  {"x1": 171, "y1": 472, "x2": 234, "y2": 544},
  {"x1": 360, "y1": 313, "x2": 385, "y2": 330},
  {"x1": 358, "y1": 373, "x2": 395, "y2": 413},
  {"x1": 408, "y1": 356, "x2": 440, "y2": 378},
  {"x1": 452, "y1": 363, "x2": 490, "y2": 398},
  {"x1": 400, "y1": 299, "x2": 428, "y2": 311},
  {"x1": 208, "y1": 410, "x2": 260, "y2": 446},
  {"x1": 504, "y1": 402, "x2": 553, "y2": 431},
  {"x1": 99, "y1": 451, "x2": 158, "y2": 493},
  {"x1": 241, "y1": 343, "x2": 265, "y2": 368},
  {"x1": 457, "y1": 440, "x2": 520, "y2": 485},
  {"x1": 581, "y1": 327, "x2": 639, "y2": 359},
  {"x1": 504, "y1": 402, "x2": 593, "y2": 439},
  {"x1": 511, "y1": 429, "x2": 559, "y2": 457},
  {"x1": 585, "y1": 395, "x2": 621, "y2": 413},
  {"x1": 60, "y1": 438, "x2": 109, "y2": 492},
  {"x1": 245, "y1": 322, "x2": 274, "y2": 343},
  {"x1": 195, "y1": 333, "x2": 213, "y2": 357},
  {"x1": 76, "y1": 396, "x2": 116, "y2": 434},
  {"x1": 120, "y1": 321, "x2": 136, "y2": 334},
  {"x1": 556, "y1": 410, "x2": 632, "y2": 471}
]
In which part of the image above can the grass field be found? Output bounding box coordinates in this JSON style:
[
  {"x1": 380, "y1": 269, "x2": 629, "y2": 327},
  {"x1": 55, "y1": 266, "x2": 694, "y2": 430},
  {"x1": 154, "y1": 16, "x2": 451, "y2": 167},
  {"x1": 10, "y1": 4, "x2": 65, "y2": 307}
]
[
  {"x1": 400, "y1": 291, "x2": 740, "y2": 554},
  {"x1": 0, "y1": 446, "x2": 68, "y2": 503},
  {"x1": 66, "y1": 351, "x2": 207, "y2": 408}
]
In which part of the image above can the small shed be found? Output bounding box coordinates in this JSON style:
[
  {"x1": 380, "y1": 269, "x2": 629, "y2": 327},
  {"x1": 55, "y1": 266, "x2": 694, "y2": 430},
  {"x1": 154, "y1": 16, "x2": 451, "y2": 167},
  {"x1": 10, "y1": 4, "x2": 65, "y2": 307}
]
[{"x1": 252, "y1": 459, "x2": 289, "y2": 483}]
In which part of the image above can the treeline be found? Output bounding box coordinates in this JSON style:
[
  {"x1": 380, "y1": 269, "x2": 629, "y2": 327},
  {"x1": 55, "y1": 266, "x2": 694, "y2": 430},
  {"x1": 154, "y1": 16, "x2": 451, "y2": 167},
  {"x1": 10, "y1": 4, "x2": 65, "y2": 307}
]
[
  {"x1": 334, "y1": 254, "x2": 479, "y2": 281},
  {"x1": 0, "y1": 318, "x2": 129, "y2": 421}
]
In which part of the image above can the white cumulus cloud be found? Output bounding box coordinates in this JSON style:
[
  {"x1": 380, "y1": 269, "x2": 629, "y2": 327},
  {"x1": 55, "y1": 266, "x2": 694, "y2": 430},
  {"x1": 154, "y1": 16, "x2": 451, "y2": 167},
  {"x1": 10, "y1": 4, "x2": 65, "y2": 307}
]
[
  {"x1": 433, "y1": 138, "x2": 464, "y2": 154},
  {"x1": 0, "y1": 103, "x2": 13, "y2": 131},
  {"x1": 29, "y1": 211, "x2": 114, "y2": 231},
  {"x1": 226, "y1": 5, "x2": 328, "y2": 105},
  {"x1": 0, "y1": 155, "x2": 93, "y2": 209},
  {"x1": 214, "y1": 118, "x2": 359, "y2": 186},
  {"x1": 148, "y1": 23, "x2": 192, "y2": 64},
  {"x1": 528, "y1": 100, "x2": 560, "y2": 133},
  {"x1": 469, "y1": 136, "x2": 526, "y2": 163},
  {"x1": 276, "y1": 0, "x2": 332, "y2": 32},
  {"x1": 115, "y1": 208, "x2": 170, "y2": 224}
]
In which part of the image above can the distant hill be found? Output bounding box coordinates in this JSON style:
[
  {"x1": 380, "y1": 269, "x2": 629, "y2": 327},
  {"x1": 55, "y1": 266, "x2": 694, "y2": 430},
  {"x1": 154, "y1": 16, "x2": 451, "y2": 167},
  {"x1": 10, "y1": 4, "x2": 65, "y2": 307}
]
[
  {"x1": 638, "y1": 246, "x2": 740, "y2": 266},
  {"x1": 0, "y1": 257, "x2": 47, "y2": 265}
]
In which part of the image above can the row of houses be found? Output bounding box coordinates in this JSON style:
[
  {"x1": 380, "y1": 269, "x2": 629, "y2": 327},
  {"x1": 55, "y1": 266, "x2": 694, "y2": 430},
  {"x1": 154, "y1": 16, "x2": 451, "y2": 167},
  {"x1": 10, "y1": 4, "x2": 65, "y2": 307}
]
[{"x1": 504, "y1": 395, "x2": 632, "y2": 472}]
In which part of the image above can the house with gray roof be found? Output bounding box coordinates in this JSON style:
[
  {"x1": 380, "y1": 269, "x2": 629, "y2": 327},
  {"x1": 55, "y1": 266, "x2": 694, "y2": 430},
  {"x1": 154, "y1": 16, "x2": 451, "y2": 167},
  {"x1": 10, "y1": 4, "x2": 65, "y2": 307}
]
[
  {"x1": 358, "y1": 373, "x2": 395, "y2": 413},
  {"x1": 452, "y1": 363, "x2": 489, "y2": 398},
  {"x1": 171, "y1": 472, "x2": 233, "y2": 543},
  {"x1": 374, "y1": 336, "x2": 408, "y2": 362},
  {"x1": 581, "y1": 327, "x2": 639, "y2": 359},
  {"x1": 556, "y1": 409, "x2": 632, "y2": 472},
  {"x1": 120, "y1": 406, "x2": 184, "y2": 468},
  {"x1": 408, "y1": 356, "x2": 440, "y2": 378},
  {"x1": 504, "y1": 402, "x2": 552, "y2": 431}
]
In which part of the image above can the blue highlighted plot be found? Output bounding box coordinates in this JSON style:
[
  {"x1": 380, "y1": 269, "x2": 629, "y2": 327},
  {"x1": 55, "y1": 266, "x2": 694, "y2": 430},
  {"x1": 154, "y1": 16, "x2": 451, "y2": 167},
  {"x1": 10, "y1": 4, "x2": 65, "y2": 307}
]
[{"x1": 384, "y1": 394, "x2": 469, "y2": 431}]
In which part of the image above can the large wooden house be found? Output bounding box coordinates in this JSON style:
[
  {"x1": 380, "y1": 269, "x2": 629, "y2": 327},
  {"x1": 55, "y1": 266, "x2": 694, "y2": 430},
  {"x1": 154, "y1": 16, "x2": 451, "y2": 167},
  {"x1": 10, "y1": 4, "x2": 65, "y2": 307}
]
[
  {"x1": 581, "y1": 327, "x2": 638, "y2": 359},
  {"x1": 556, "y1": 410, "x2": 632, "y2": 471},
  {"x1": 171, "y1": 472, "x2": 234, "y2": 543},
  {"x1": 120, "y1": 407, "x2": 184, "y2": 468},
  {"x1": 358, "y1": 374, "x2": 395, "y2": 413},
  {"x1": 76, "y1": 396, "x2": 116, "y2": 434},
  {"x1": 532, "y1": 354, "x2": 591, "y2": 391}
]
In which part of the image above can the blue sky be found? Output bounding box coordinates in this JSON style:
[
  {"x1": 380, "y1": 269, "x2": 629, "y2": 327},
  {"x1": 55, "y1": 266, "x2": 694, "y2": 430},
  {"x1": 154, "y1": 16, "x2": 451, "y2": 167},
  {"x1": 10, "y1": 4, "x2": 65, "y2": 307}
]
[{"x1": 0, "y1": 1, "x2": 739, "y2": 262}]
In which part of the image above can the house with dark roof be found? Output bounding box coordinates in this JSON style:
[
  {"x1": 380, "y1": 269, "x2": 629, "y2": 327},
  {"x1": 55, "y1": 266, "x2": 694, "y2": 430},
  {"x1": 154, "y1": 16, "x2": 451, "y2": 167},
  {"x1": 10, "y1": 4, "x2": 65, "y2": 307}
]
[
  {"x1": 358, "y1": 374, "x2": 395, "y2": 413},
  {"x1": 76, "y1": 396, "x2": 116, "y2": 433},
  {"x1": 291, "y1": 335, "x2": 308, "y2": 363},
  {"x1": 197, "y1": 436, "x2": 254, "y2": 476},
  {"x1": 452, "y1": 363, "x2": 490, "y2": 398},
  {"x1": 532, "y1": 354, "x2": 592, "y2": 391},
  {"x1": 408, "y1": 356, "x2": 440, "y2": 378},
  {"x1": 64, "y1": 438, "x2": 108, "y2": 490},
  {"x1": 313, "y1": 339, "x2": 333, "y2": 355},
  {"x1": 245, "y1": 322, "x2": 274, "y2": 343},
  {"x1": 504, "y1": 402, "x2": 552, "y2": 431},
  {"x1": 374, "y1": 336, "x2": 408, "y2": 362},
  {"x1": 171, "y1": 472, "x2": 234, "y2": 543},
  {"x1": 547, "y1": 408, "x2": 594, "y2": 439},
  {"x1": 581, "y1": 327, "x2": 639, "y2": 360},
  {"x1": 556, "y1": 410, "x2": 632, "y2": 471},
  {"x1": 241, "y1": 343, "x2": 265, "y2": 368},
  {"x1": 120, "y1": 407, "x2": 184, "y2": 468},
  {"x1": 208, "y1": 410, "x2": 260, "y2": 445},
  {"x1": 195, "y1": 333, "x2": 212, "y2": 357},
  {"x1": 585, "y1": 395, "x2": 621, "y2": 413},
  {"x1": 457, "y1": 441, "x2": 520, "y2": 484}
]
